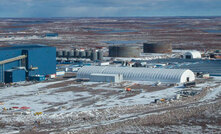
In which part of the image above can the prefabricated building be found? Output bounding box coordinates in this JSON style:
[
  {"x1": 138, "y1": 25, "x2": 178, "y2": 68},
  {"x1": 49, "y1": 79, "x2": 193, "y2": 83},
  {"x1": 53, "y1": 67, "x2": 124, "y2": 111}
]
[{"x1": 77, "y1": 66, "x2": 195, "y2": 83}]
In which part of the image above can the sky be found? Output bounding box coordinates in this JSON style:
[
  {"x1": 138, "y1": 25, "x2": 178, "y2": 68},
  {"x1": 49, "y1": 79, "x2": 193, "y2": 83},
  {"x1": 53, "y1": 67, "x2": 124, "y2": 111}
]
[{"x1": 0, "y1": 0, "x2": 220, "y2": 17}]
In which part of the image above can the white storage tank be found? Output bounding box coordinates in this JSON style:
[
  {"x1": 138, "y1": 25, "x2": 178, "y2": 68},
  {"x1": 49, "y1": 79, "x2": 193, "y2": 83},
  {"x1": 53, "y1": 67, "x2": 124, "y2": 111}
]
[
  {"x1": 90, "y1": 73, "x2": 123, "y2": 83},
  {"x1": 77, "y1": 66, "x2": 195, "y2": 83}
]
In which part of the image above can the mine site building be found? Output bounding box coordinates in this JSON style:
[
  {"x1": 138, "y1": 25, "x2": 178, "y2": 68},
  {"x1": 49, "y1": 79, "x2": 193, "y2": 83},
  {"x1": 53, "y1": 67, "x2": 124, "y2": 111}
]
[
  {"x1": 0, "y1": 44, "x2": 56, "y2": 83},
  {"x1": 184, "y1": 51, "x2": 202, "y2": 59},
  {"x1": 77, "y1": 66, "x2": 195, "y2": 83},
  {"x1": 45, "y1": 33, "x2": 58, "y2": 37},
  {"x1": 90, "y1": 73, "x2": 123, "y2": 83}
]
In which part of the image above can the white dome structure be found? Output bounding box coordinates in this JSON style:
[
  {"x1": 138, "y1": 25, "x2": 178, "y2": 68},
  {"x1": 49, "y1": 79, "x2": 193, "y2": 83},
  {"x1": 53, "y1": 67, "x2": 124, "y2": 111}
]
[
  {"x1": 77, "y1": 66, "x2": 195, "y2": 83},
  {"x1": 184, "y1": 51, "x2": 201, "y2": 59}
]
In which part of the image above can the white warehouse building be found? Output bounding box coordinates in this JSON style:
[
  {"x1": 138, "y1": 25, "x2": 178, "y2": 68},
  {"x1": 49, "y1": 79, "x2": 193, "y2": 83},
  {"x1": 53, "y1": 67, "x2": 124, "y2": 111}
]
[
  {"x1": 77, "y1": 66, "x2": 195, "y2": 83},
  {"x1": 184, "y1": 51, "x2": 201, "y2": 59}
]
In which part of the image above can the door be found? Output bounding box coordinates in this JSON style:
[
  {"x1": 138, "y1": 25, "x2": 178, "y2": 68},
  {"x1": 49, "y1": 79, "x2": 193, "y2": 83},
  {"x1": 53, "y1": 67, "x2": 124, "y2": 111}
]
[
  {"x1": 186, "y1": 55, "x2": 191, "y2": 59},
  {"x1": 187, "y1": 77, "x2": 190, "y2": 82}
]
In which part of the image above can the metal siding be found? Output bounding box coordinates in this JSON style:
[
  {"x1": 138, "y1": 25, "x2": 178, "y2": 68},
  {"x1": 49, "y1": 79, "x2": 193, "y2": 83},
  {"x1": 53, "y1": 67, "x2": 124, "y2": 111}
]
[
  {"x1": 5, "y1": 69, "x2": 25, "y2": 83},
  {"x1": 12, "y1": 69, "x2": 26, "y2": 82},
  {"x1": 28, "y1": 47, "x2": 56, "y2": 76},
  {"x1": 0, "y1": 45, "x2": 56, "y2": 82},
  {"x1": 109, "y1": 46, "x2": 141, "y2": 57},
  {"x1": 0, "y1": 49, "x2": 21, "y2": 82},
  {"x1": 143, "y1": 43, "x2": 172, "y2": 53}
]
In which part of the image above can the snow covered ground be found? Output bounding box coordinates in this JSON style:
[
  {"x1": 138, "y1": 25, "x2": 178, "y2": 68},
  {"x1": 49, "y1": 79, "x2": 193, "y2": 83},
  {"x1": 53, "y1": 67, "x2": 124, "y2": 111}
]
[
  {"x1": 0, "y1": 77, "x2": 220, "y2": 114},
  {"x1": 0, "y1": 76, "x2": 220, "y2": 133}
]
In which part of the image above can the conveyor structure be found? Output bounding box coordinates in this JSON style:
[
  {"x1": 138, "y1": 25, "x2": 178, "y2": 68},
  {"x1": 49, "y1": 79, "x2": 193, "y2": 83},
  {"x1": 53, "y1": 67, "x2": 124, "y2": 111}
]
[{"x1": 0, "y1": 55, "x2": 27, "y2": 83}]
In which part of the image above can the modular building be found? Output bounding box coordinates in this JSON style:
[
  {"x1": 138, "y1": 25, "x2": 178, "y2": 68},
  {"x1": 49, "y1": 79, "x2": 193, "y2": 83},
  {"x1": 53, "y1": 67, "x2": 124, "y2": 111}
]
[
  {"x1": 4, "y1": 69, "x2": 26, "y2": 83},
  {"x1": 77, "y1": 66, "x2": 195, "y2": 83},
  {"x1": 90, "y1": 73, "x2": 123, "y2": 83},
  {"x1": 0, "y1": 44, "x2": 56, "y2": 83}
]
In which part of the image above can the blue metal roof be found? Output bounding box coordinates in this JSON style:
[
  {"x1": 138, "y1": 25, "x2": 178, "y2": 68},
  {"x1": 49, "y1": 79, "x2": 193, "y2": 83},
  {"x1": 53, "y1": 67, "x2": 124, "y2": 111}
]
[{"x1": 0, "y1": 44, "x2": 53, "y2": 51}]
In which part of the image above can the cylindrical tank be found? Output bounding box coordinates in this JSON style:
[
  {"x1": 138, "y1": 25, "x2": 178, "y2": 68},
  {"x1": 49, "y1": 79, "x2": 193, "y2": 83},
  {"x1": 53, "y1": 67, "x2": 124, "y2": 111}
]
[
  {"x1": 69, "y1": 50, "x2": 75, "y2": 58},
  {"x1": 67, "y1": 51, "x2": 70, "y2": 58},
  {"x1": 97, "y1": 50, "x2": 103, "y2": 61},
  {"x1": 59, "y1": 51, "x2": 63, "y2": 57},
  {"x1": 79, "y1": 51, "x2": 86, "y2": 58},
  {"x1": 56, "y1": 51, "x2": 63, "y2": 57},
  {"x1": 86, "y1": 50, "x2": 92, "y2": 58},
  {"x1": 90, "y1": 50, "x2": 98, "y2": 61},
  {"x1": 109, "y1": 45, "x2": 141, "y2": 57},
  {"x1": 74, "y1": 49, "x2": 79, "y2": 58},
  {"x1": 143, "y1": 43, "x2": 172, "y2": 53},
  {"x1": 62, "y1": 50, "x2": 68, "y2": 57}
]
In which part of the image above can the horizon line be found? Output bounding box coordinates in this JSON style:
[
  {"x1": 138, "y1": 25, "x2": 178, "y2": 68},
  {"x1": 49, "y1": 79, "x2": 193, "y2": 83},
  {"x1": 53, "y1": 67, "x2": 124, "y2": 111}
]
[{"x1": 0, "y1": 16, "x2": 221, "y2": 19}]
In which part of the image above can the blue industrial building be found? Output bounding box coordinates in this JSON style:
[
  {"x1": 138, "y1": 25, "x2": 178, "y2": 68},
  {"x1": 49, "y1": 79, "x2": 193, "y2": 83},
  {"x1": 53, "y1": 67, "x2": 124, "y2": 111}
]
[
  {"x1": 0, "y1": 44, "x2": 56, "y2": 83},
  {"x1": 5, "y1": 69, "x2": 26, "y2": 83},
  {"x1": 45, "y1": 33, "x2": 58, "y2": 37}
]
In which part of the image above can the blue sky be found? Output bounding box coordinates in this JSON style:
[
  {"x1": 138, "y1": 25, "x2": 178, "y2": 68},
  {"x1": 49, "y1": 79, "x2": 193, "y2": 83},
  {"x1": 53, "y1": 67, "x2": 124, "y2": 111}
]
[{"x1": 0, "y1": 0, "x2": 220, "y2": 17}]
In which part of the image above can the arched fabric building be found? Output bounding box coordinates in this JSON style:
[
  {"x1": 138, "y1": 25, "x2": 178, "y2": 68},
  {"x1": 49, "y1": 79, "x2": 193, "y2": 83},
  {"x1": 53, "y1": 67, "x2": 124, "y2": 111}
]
[
  {"x1": 77, "y1": 66, "x2": 195, "y2": 83},
  {"x1": 184, "y1": 51, "x2": 201, "y2": 59}
]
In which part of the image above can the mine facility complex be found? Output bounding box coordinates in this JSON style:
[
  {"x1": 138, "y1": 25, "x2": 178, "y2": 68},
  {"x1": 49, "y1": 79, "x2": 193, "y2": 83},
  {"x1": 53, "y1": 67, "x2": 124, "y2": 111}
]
[{"x1": 0, "y1": 18, "x2": 221, "y2": 133}]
